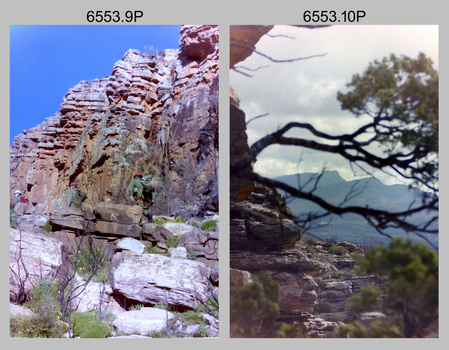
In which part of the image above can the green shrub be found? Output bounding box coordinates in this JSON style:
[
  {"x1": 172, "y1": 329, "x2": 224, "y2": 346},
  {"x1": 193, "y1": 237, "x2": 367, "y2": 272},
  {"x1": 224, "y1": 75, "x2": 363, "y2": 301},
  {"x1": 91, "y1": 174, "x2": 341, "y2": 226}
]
[
  {"x1": 148, "y1": 244, "x2": 160, "y2": 254},
  {"x1": 193, "y1": 323, "x2": 211, "y2": 337},
  {"x1": 187, "y1": 250, "x2": 198, "y2": 260},
  {"x1": 359, "y1": 238, "x2": 438, "y2": 337},
  {"x1": 10, "y1": 209, "x2": 17, "y2": 228},
  {"x1": 41, "y1": 220, "x2": 52, "y2": 232},
  {"x1": 230, "y1": 272, "x2": 281, "y2": 337},
  {"x1": 328, "y1": 244, "x2": 348, "y2": 256},
  {"x1": 153, "y1": 218, "x2": 165, "y2": 226},
  {"x1": 71, "y1": 311, "x2": 112, "y2": 338},
  {"x1": 147, "y1": 328, "x2": 166, "y2": 338},
  {"x1": 12, "y1": 280, "x2": 65, "y2": 338},
  {"x1": 183, "y1": 309, "x2": 203, "y2": 324},
  {"x1": 165, "y1": 236, "x2": 180, "y2": 248},
  {"x1": 347, "y1": 284, "x2": 382, "y2": 314},
  {"x1": 335, "y1": 318, "x2": 404, "y2": 338},
  {"x1": 335, "y1": 321, "x2": 368, "y2": 338},
  {"x1": 174, "y1": 216, "x2": 186, "y2": 223},
  {"x1": 25, "y1": 280, "x2": 61, "y2": 320},
  {"x1": 129, "y1": 304, "x2": 144, "y2": 311},
  {"x1": 10, "y1": 312, "x2": 67, "y2": 338},
  {"x1": 73, "y1": 239, "x2": 110, "y2": 283},
  {"x1": 200, "y1": 220, "x2": 217, "y2": 231}
]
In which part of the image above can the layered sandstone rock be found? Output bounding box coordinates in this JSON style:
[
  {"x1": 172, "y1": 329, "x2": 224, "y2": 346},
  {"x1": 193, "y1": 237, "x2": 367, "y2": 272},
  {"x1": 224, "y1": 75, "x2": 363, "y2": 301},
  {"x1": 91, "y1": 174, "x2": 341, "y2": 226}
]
[{"x1": 10, "y1": 25, "x2": 218, "y2": 216}]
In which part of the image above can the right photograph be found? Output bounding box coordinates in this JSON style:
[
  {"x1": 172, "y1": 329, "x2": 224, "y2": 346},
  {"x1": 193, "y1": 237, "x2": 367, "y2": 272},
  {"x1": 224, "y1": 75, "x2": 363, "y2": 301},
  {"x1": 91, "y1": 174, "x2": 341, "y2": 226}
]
[{"x1": 229, "y1": 25, "x2": 439, "y2": 338}]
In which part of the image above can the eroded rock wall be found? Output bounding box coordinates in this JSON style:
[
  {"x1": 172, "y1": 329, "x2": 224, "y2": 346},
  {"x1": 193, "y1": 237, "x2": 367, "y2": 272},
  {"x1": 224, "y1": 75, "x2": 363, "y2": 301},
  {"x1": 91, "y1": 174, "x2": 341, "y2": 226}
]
[{"x1": 10, "y1": 25, "x2": 219, "y2": 215}]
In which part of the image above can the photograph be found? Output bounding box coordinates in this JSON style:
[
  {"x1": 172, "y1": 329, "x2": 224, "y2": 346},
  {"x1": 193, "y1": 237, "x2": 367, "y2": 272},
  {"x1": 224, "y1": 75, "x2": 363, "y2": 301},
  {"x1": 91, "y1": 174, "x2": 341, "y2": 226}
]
[
  {"x1": 9, "y1": 24, "x2": 219, "y2": 338},
  {"x1": 229, "y1": 24, "x2": 438, "y2": 338}
]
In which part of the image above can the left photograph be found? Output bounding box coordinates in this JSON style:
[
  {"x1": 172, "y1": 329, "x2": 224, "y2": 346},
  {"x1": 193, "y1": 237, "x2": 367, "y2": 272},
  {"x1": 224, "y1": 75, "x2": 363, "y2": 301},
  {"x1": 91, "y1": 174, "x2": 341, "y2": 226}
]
[{"x1": 9, "y1": 25, "x2": 219, "y2": 338}]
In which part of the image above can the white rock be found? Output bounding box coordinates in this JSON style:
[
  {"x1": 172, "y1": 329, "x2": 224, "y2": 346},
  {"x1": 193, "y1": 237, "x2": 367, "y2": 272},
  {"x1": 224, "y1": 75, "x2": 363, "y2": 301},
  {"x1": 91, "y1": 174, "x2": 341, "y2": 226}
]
[
  {"x1": 109, "y1": 251, "x2": 211, "y2": 309},
  {"x1": 115, "y1": 237, "x2": 146, "y2": 254},
  {"x1": 168, "y1": 246, "x2": 187, "y2": 259},
  {"x1": 9, "y1": 228, "x2": 68, "y2": 302},
  {"x1": 162, "y1": 222, "x2": 196, "y2": 236},
  {"x1": 112, "y1": 307, "x2": 174, "y2": 336},
  {"x1": 9, "y1": 303, "x2": 35, "y2": 318}
]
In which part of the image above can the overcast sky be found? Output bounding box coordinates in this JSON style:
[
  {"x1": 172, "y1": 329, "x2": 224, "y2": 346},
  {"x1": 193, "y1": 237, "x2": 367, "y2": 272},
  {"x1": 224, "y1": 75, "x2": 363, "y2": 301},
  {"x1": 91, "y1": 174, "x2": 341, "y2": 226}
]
[{"x1": 230, "y1": 25, "x2": 439, "y2": 186}]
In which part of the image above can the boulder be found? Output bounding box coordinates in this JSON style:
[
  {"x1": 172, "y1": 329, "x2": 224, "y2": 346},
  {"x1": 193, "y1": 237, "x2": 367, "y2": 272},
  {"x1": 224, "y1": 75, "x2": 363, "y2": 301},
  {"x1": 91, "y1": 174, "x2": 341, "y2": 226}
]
[
  {"x1": 109, "y1": 251, "x2": 211, "y2": 310},
  {"x1": 50, "y1": 207, "x2": 85, "y2": 231},
  {"x1": 230, "y1": 268, "x2": 253, "y2": 291},
  {"x1": 13, "y1": 202, "x2": 40, "y2": 216},
  {"x1": 14, "y1": 204, "x2": 49, "y2": 235},
  {"x1": 230, "y1": 184, "x2": 304, "y2": 252},
  {"x1": 112, "y1": 307, "x2": 176, "y2": 336},
  {"x1": 317, "y1": 279, "x2": 353, "y2": 313},
  {"x1": 93, "y1": 203, "x2": 142, "y2": 225},
  {"x1": 230, "y1": 249, "x2": 335, "y2": 277},
  {"x1": 178, "y1": 230, "x2": 219, "y2": 261},
  {"x1": 142, "y1": 223, "x2": 173, "y2": 243},
  {"x1": 272, "y1": 273, "x2": 318, "y2": 312},
  {"x1": 95, "y1": 221, "x2": 142, "y2": 239},
  {"x1": 168, "y1": 246, "x2": 187, "y2": 259},
  {"x1": 114, "y1": 237, "x2": 146, "y2": 254},
  {"x1": 210, "y1": 266, "x2": 219, "y2": 285},
  {"x1": 72, "y1": 280, "x2": 125, "y2": 315},
  {"x1": 10, "y1": 303, "x2": 35, "y2": 318},
  {"x1": 9, "y1": 228, "x2": 70, "y2": 303},
  {"x1": 301, "y1": 315, "x2": 339, "y2": 338},
  {"x1": 360, "y1": 312, "x2": 387, "y2": 327},
  {"x1": 162, "y1": 222, "x2": 196, "y2": 237}
]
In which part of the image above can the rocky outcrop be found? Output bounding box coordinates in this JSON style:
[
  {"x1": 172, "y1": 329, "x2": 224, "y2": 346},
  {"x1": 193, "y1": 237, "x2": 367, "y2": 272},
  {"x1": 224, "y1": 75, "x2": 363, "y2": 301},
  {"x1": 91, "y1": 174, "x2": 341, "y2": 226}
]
[
  {"x1": 231, "y1": 182, "x2": 304, "y2": 252},
  {"x1": 229, "y1": 25, "x2": 303, "y2": 253},
  {"x1": 109, "y1": 251, "x2": 212, "y2": 310},
  {"x1": 9, "y1": 228, "x2": 70, "y2": 303},
  {"x1": 10, "y1": 25, "x2": 218, "y2": 217},
  {"x1": 47, "y1": 202, "x2": 219, "y2": 266},
  {"x1": 230, "y1": 237, "x2": 389, "y2": 337}
]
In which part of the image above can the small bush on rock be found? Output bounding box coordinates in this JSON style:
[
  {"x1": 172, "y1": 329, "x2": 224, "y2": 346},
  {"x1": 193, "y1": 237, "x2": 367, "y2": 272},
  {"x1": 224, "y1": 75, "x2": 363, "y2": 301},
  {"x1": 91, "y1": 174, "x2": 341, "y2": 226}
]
[
  {"x1": 147, "y1": 244, "x2": 161, "y2": 254},
  {"x1": 11, "y1": 280, "x2": 65, "y2": 338},
  {"x1": 165, "y1": 236, "x2": 180, "y2": 248},
  {"x1": 71, "y1": 311, "x2": 112, "y2": 338},
  {"x1": 200, "y1": 220, "x2": 217, "y2": 231},
  {"x1": 329, "y1": 244, "x2": 348, "y2": 256}
]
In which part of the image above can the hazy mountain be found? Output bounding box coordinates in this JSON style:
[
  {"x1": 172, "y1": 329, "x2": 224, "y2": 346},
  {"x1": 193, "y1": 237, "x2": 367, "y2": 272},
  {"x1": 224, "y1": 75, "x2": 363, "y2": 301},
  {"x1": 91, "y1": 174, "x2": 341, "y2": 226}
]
[{"x1": 274, "y1": 171, "x2": 438, "y2": 250}]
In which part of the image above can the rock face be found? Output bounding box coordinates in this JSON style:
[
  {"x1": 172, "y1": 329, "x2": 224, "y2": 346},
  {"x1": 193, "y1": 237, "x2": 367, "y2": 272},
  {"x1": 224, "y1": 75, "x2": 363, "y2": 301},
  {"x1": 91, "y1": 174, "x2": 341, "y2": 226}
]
[
  {"x1": 231, "y1": 184, "x2": 304, "y2": 252},
  {"x1": 47, "y1": 202, "x2": 219, "y2": 266},
  {"x1": 9, "y1": 228, "x2": 70, "y2": 303},
  {"x1": 109, "y1": 251, "x2": 211, "y2": 310},
  {"x1": 10, "y1": 25, "x2": 218, "y2": 217},
  {"x1": 229, "y1": 25, "x2": 303, "y2": 253}
]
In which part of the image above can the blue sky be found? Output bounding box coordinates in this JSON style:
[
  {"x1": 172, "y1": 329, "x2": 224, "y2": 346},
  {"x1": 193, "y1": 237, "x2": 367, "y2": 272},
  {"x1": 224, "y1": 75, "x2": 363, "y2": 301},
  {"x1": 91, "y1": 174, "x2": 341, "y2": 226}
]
[{"x1": 10, "y1": 25, "x2": 182, "y2": 145}]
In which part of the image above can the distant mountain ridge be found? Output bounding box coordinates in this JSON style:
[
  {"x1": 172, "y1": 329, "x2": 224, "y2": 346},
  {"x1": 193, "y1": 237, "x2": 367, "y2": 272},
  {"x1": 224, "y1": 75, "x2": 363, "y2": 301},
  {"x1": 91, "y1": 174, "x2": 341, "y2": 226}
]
[{"x1": 274, "y1": 171, "x2": 438, "y2": 250}]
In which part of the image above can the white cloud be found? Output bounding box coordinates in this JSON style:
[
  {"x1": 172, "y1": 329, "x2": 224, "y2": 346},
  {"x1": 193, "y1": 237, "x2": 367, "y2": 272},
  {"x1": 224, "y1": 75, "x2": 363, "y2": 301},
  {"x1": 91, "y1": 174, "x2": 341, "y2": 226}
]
[{"x1": 231, "y1": 25, "x2": 439, "y2": 185}]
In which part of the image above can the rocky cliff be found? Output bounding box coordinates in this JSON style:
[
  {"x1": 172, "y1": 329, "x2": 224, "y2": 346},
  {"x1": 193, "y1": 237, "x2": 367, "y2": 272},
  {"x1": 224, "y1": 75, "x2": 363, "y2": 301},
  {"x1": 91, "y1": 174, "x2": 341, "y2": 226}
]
[
  {"x1": 10, "y1": 25, "x2": 219, "y2": 216},
  {"x1": 230, "y1": 26, "x2": 303, "y2": 252}
]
